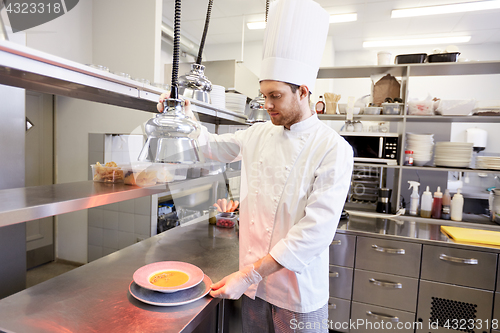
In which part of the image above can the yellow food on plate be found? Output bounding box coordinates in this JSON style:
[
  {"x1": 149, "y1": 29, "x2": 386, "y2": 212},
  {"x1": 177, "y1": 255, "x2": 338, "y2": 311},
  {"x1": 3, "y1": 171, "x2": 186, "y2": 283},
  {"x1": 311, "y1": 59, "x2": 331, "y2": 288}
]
[{"x1": 149, "y1": 270, "x2": 189, "y2": 287}]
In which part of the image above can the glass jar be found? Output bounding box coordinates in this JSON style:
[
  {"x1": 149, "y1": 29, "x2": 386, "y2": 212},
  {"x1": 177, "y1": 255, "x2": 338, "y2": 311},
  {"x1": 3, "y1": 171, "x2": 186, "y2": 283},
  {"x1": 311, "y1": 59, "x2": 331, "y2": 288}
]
[
  {"x1": 404, "y1": 150, "x2": 414, "y2": 166},
  {"x1": 208, "y1": 207, "x2": 218, "y2": 225}
]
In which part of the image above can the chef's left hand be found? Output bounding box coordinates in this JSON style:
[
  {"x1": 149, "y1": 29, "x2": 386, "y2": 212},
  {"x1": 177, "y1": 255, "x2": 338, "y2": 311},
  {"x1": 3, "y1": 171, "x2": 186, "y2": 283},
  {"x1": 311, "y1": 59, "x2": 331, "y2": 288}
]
[{"x1": 209, "y1": 264, "x2": 262, "y2": 299}]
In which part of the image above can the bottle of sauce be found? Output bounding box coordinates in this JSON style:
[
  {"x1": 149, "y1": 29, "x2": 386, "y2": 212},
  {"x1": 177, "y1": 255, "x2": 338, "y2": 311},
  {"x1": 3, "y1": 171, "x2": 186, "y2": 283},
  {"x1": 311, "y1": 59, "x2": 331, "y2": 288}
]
[
  {"x1": 441, "y1": 189, "x2": 451, "y2": 220},
  {"x1": 315, "y1": 96, "x2": 325, "y2": 114},
  {"x1": 431, "y1": 186, "x2": 443, "y2": 219},
  {"x1": 451, "y1": 188, "x2": 464, "y2": 222},
  {"x1": 420, "y1": 186, "x2": 432, "y2": 218}
]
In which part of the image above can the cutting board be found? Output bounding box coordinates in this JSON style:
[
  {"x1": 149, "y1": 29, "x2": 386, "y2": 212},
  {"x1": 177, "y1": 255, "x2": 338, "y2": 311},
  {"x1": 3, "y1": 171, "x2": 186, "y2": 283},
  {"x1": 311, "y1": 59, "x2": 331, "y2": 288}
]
[{"x1": 441, "y1": 225, "x2": 500, "y2": 247}]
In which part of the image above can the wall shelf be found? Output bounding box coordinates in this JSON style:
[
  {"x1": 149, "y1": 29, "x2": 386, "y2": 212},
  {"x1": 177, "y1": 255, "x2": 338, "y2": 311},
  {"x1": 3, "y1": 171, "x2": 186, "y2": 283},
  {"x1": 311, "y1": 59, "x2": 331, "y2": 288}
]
[
  {"x1": 0, "y1": 40, "x2": 247, "y2": 125},
  {"x1": 0, "y1": 171, "x2": 240, "y2": 229}
]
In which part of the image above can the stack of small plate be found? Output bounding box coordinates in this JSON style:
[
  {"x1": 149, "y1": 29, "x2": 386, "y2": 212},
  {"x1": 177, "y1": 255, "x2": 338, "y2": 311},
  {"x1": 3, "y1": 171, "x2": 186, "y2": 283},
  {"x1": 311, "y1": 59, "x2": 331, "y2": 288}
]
[
  {"x1": 211, "y1": 85, "x2": 226, "y2": 109},
  {"x1": 406, "y1": 133, "x2": 434, "y2": 166},
  {"x1": 476, "y1": 156, "x2": 500, "y2": 170},
  {"x1": 434, "y1": 142, "x2": 473, "y2": 168},
  {"x1": 129, "y1": 261, "x2": 211, "y2": 306},
  {"x1": 225, "y1": 92, "x2": 247, "y2": 114}
]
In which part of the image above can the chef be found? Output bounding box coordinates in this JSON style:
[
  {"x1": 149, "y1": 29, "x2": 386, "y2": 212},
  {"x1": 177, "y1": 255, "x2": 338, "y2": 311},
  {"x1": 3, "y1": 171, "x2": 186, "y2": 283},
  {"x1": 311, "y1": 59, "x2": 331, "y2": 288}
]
[{"x1": 158, "y1": 0, "x2": 353, "y2": 331}]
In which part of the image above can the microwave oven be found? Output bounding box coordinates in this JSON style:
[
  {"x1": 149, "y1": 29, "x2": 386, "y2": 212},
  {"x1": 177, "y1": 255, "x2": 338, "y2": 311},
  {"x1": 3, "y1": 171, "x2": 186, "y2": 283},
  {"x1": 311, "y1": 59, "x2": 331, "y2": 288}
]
[{"x1": 340, "y1": 132, "x2": 399, "y2": 165}]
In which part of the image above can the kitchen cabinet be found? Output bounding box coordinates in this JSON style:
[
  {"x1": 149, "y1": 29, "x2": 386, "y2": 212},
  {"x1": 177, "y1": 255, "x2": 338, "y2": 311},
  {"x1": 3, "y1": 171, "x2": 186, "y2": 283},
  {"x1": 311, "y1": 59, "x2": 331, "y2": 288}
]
[
  {"x1": 350, "y1": 301, "x2": 416, "y2": 333},
  {"x1": 421, "y1": 244, "x2": 497, "y2": 290},
  {"x1": 329, "y1": 233, "x2": 356, "y2": 267},
  {"x1": 317, "y1": 61, "x2": 500, "y2": 218}
]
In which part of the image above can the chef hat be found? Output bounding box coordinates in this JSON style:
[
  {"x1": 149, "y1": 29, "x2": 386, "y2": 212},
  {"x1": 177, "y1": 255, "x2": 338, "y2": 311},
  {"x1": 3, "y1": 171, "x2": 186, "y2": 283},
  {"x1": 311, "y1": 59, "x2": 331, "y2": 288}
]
[{"x1": 259, "y1": 0, "x2": 329, "y2": 93}]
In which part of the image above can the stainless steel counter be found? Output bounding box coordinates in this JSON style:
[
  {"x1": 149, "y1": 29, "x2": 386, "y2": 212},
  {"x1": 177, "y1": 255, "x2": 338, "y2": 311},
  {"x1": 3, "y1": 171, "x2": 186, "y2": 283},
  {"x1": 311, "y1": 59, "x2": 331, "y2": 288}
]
[
  {"x1": 338, "y1": 211, "x2": 500, "y2": 253},
  {"x1": 0, "y1": 221, "x2": 239, "y2": 333}
]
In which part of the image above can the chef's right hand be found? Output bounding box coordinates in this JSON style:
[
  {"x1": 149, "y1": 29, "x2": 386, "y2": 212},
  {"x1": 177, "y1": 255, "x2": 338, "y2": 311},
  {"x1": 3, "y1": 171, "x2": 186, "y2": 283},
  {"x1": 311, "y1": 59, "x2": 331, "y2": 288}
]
[
  {"x1": 209, "y1": 265, "x2": 262, "y2": 300},
  {"x1": 157, "y1": 93, "x2": 196, "y2": 121}
]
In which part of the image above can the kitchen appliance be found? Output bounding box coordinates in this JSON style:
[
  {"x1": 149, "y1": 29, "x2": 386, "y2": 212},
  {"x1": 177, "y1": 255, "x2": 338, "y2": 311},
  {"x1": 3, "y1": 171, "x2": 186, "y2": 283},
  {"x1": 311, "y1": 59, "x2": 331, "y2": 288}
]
[
  {"x1": 247, "y1": 91, "x2": 270, "y2": 123},
  {"x1": 341, "y1": 132, "x2": 399, "y2": 165},
  {"x1": 178, "y1": 0, "x2": 214, "y2": 103},
  {"x1": 351, "y1": 166, "x2": 381, "y2": 203},
  {"x1": 376, "y1": 188, "x2": 392, "y2": 213},
  {"x1": 139, "y1": 0, "x2": 204, "y2": 164}
]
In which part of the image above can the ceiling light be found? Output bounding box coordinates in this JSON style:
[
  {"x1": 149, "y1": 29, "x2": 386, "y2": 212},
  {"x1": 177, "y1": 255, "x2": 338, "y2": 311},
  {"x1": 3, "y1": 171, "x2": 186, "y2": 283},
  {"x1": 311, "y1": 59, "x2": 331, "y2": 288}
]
[
  {"x1": 363, "y1": 36, "x2": 471, "y2": 48},
  {"x1": 392, "y1": 0, "x2": 500, "y2": 18},
  {"x1": 247, "y1": 21, "x2": 267, "y2": 30},
  {"x1": 329, "y1": 13, "x2": 357, "y2": 23},
  {"x1": 247, "y1": 12, "x2": 358, "y2": 30}
]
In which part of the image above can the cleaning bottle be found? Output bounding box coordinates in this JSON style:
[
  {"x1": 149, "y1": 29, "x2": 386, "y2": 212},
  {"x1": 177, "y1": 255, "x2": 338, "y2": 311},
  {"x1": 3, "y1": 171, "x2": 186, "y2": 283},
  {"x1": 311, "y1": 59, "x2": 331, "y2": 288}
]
[
  {"x1": 441, "y1": 189, "x2": 451, "y2": 220},
  {"x1": 451, "y1": 188, "x2": 464, "y2": 222},
  {"x1": 408, "y1": 181, "x2": 420, "y2": 216},
  {"x1": 420, "y1": 186, "x2": 433, "y2": 218},
  {"x1": 431, "y1": 186, "x2": 443, "y2": 219}
]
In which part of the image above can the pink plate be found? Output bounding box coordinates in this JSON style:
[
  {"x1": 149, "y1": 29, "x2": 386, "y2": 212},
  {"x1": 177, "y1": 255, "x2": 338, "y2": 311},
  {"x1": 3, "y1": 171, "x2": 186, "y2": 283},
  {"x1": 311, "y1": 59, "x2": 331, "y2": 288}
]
[{"x1": 133, "y1": 261, "x2": 204, "y2": 293}]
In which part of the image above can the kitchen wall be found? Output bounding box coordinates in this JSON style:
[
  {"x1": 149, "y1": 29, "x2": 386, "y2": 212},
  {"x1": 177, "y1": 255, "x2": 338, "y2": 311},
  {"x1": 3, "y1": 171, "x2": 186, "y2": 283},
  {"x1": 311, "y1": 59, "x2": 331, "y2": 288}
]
[{"x1": 15, "y1": 0, "x2": 163, "y2": 264}]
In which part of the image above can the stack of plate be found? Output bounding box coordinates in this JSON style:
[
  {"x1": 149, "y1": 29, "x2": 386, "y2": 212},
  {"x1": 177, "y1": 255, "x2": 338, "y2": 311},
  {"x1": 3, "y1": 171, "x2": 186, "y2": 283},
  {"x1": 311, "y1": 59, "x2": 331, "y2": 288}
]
[
  {"x1": 225, "y1": 92, "x2": 247, "y2": 114},
  {"x1": 211, "y1": 85, "x2": 226, "y2": 109},
  {"x1": 406, "y1": 133, "x2": 434, "y2": 166},
  {"x1": 129, "y1": 261, "x2": 211, "y2": 306},
  {"x1": 434, "y1": 142, "x2": 473, "y2": 168},
  {"x1": 476, "y1": 156, "x2": 500, "y2": 170}
]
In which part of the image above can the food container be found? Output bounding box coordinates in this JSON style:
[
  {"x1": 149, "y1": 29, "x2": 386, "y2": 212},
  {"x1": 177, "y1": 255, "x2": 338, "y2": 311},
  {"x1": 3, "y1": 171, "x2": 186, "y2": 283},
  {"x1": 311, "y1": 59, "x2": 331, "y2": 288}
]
[
  {"x1": 201, "y1": 161, "x2": 226, "y2": 176},
  {"x1": 363, "y1": 106, "x2": 382, "y2": 115},
  {"x1": 382, "y1": 102, "x2": 403, "y2": 115},
  {"x1": 91, "y1": 163, "x2": 124, "y2": 183},
  {"x1": 216, "y1": 212, "x2": 238, "y2": 228},
  {"x1": 187, "y1": 163, "x2": 203, "y2": 179},
  {"x1": 338, "y1": 103, "x2": 347, "y2": 114},
  {"x1": 395, "y1": 53, "x2": 427, "y2": 64},
  {"x1": 427, "y1": 52, "x2": 460, "y2": 63},
  {"x1": 122, "y1": 162, "x2": 188, "y2": 186}
]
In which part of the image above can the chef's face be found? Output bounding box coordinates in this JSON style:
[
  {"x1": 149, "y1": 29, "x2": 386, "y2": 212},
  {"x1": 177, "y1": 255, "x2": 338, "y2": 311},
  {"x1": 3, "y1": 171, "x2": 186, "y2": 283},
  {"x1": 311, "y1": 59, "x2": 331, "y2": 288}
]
[{"x1": 260, "y1": 80, "x2": 308, "y2": 129}]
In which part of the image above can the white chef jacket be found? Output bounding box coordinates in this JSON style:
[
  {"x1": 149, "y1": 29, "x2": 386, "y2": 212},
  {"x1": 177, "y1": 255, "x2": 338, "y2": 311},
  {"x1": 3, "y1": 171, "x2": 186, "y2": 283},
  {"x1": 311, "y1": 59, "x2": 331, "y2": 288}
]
[{"x1": 198, "y1": 114, "x2": 353, "y2": 313}]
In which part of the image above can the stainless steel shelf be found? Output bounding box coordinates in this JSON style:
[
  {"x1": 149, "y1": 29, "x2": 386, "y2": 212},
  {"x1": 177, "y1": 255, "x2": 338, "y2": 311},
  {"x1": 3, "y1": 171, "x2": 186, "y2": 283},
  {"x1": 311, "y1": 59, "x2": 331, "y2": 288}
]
[
  {"x1": 318, "y1": 65, "x2": 408, "y2": 79},
  {"x1": 406, "y1": 115, "x2": 500, "y2": 123},
  {"x1": 318, "y1": 114, "x2": 404, "y2": 121},
  {"x1": 0, "y1": 40, "x2": 247, "y2": 125},
  {"x1": 317, "y1": 61, "x2": 500, "y2": 79},
  {"x1": 401, "y1": 165, "x2": 500, "y2": 174},
  {"x1": 0, "y1": 171, "x2": 240, "y2": 228}
]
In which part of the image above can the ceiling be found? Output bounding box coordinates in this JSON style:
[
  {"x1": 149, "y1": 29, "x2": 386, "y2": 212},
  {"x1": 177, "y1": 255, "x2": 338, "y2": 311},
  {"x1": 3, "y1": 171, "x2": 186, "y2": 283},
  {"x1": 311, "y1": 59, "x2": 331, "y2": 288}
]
[{"x1": 162, "y1": 0, "x2": 500, "y2": 51}]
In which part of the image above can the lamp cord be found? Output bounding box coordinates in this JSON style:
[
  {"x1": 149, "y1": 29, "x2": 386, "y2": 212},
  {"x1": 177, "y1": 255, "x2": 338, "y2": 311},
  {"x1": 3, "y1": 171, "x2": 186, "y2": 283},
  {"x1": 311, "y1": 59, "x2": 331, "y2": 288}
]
[
  {"x1": 196, "y1": 0, "x2": 213, "y2": 65},
  {"x1": 170, "y1": 0, "x2": 181, "y2": 99}
]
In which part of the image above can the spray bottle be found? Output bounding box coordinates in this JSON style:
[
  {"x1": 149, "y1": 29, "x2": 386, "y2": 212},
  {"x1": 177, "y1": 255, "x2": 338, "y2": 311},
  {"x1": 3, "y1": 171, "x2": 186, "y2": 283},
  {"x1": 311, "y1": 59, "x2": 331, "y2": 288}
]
[
  {"x1": 408, "y1": 181, "x2": 420, "y2": 216},
  {"x1": 420, "y1": 186, "x2": 433, "y2": 218}
]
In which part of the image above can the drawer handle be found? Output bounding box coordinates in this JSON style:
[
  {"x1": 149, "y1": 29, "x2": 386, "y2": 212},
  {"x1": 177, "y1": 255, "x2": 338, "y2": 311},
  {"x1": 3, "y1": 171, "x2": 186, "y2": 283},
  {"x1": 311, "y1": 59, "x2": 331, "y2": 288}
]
[
  {"x1": 372, "y1": 244, "x2": 405, "y2": 255},
  {"x1": 366, "y1": 310, "x2": 399, "y2": 323},
  {"x1": 329, "y1": 272, "x2": 339, "y2": 278},
  {"x1": 331, "y1": 240, "x2": 342, "y2": 246},
  {"x1": 439, "y1": 253, "x2": 478, "y2": 265},
  {"x1": 369, "y1": 278, "x2": 402, "y2": 288},
  {"x1": 328, "y1": 302, "x2": 337, "y2": 310}
]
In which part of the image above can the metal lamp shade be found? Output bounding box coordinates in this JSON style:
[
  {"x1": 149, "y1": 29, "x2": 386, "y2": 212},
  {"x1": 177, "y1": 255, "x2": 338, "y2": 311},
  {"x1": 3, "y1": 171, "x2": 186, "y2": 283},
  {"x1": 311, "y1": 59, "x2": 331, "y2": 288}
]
[
  {"x1": 138, "y1": 99, "x2": 204, "y2": 164},
  {"x1": 178, "y1": 64, "x2": 212, "y2": 104}
]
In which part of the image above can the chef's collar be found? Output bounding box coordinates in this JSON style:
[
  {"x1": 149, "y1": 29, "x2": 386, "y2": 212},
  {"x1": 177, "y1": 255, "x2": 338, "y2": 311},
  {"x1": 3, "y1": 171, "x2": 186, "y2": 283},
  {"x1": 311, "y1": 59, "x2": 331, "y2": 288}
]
[{"x1": 287, "y1": 114, "x2": 319, "y2": 132}]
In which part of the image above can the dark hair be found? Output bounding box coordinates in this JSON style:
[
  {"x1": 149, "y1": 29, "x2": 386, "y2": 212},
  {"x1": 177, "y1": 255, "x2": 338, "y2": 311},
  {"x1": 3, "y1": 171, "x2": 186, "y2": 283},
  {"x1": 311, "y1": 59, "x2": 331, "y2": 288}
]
[{"x1": 286, "y1": 82, "x2": 311, "y2": 101}]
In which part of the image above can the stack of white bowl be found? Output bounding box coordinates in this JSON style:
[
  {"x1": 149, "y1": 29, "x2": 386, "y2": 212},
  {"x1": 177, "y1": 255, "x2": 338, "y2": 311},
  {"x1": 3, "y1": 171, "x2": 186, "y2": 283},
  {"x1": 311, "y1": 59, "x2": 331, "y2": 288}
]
[
  {"x1": 434, "y1": 142, "x2": 473, "y2": 168},
  {"x1": 211, "y1": 85, "x2": 226, "y2": 109},
  {"x1": 476, "y1": 156, "x2": 500, "y2": 170},
  {"x1": 406, "y1": 133, "x2": 434, "y2": 166},
  {"x1": 225, "y1": 92, "x2": 247, "y2": 114}
]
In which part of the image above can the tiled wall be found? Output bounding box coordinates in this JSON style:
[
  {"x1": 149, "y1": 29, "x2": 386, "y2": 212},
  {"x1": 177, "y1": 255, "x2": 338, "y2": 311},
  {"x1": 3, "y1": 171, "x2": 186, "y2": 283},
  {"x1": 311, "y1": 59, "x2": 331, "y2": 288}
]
[
  {"x1": 87, "y1": 197, "x2": 153, "y2": 262},
  {"x1": 87, "y1": 133, "x2": 154, "y2": 262}
]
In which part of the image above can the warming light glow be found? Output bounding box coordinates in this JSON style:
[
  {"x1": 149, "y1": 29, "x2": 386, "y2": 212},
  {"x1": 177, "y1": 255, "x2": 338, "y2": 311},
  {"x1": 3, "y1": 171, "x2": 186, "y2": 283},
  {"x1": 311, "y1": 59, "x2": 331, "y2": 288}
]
[
  {"x1": 392, "y1": 0, "x2": 500, "y2": 18},
  {"x1": 329, "y1": 13, "x2": 357, "y2": 23},
  {"x1": 363, "y1": 36, "x2": 471, "y2": 48}
]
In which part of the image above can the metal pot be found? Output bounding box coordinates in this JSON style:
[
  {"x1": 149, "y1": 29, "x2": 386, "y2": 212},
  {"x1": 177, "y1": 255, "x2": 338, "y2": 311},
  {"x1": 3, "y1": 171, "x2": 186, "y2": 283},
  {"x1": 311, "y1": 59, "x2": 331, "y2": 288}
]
[
  {"x1": 492, "y1": 189, "x2": 500, "y2": 224},
  {"x1": 247, "y1": 92, "x2": 270, "y2": 123}
]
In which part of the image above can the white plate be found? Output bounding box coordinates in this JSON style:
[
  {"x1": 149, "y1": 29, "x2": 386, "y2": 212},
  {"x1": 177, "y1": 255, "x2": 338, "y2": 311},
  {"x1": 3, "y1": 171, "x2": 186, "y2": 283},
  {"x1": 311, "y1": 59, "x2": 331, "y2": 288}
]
[
  {"x1": 129, "y1": 274, "x2": 212, "y2": 307},
  {"x1": 133, "y1": 261, "x2": 204, "y2": 293}
]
